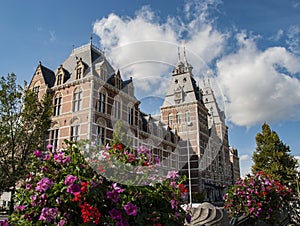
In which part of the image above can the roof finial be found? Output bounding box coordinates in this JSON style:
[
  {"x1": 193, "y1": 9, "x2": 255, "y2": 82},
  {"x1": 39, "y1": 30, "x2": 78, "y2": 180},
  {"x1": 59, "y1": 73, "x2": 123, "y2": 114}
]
[{"x1": 90, "y1": 34, "x2": 93, "y2": 45}]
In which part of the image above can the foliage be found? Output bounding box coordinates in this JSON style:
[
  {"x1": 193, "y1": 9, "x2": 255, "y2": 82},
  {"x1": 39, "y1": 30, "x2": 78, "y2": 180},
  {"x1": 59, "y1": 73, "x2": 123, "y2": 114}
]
[
  {"x1": 252, "y1": 123, "x2": 298, "y2": 187},
  {"x1": 224, "y1": 172, "x2": 292, "y2": 224},
  {"x1": 0, "y1": 73, "x2": 52, "y2": 212},
  {"x1": 8, "y1": 139, "x2": 190, "y2": 225}
]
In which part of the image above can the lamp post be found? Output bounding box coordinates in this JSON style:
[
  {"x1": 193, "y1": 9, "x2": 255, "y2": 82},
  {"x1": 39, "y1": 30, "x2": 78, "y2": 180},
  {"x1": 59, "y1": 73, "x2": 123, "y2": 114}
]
[{"x1": 185, "y1": 121, "x2": 192, "y2": 207}]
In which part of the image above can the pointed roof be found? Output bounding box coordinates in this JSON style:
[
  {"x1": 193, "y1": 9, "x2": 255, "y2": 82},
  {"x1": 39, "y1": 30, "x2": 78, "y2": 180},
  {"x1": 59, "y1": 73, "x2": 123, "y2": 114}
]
[
  {"x1": 29, "y1": 62, "x2": 55, "y2": 88},
  {"x1": 202, "y1": 78, "x2": 225, "y2": 126},
  {"x1": 57, "y1": 42, "x2": 115, "y2": 82},
  {"x1": 161, "y1": 47, "x2": 202, "y2": 108},
  {"x1": 40, "y1": 62, "x2": 56, "y2": 87}
]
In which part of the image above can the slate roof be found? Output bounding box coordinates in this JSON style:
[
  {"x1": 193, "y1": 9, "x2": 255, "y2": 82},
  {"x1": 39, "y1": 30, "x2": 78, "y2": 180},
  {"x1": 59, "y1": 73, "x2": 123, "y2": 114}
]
[
  {"x1": 39, "y1": 62, "x2": 55, "y2": 88},
  {"x1": 58, "y1": 43, "x2": 115, "y2": 82}
]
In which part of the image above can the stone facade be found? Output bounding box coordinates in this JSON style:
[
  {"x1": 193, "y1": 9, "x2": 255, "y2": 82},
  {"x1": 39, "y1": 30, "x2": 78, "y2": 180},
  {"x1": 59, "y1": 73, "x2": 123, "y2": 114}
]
[{"x1": 28, "y1": 41, "x2": 240, "y2": 202}]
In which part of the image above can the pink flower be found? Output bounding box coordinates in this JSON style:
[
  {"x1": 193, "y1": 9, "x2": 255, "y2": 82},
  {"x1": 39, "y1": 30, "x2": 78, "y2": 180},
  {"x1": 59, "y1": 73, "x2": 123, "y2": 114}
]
[
  {"x1": 124, "y1": 202, "x2": 138, "y2": 216},
  {"x1": 36, "y1": 177, "x2": 53, "y2": 192},
  {"x1": 34, "y1": 150, "x2": 43, "y2": 158},
  {"x1": 64, "y1": 175, "x2": 77, "y2": 185},
  {"x1": 166, "y1": 170, "x2": 179, "y2": 179},
  {"x1": 67, "y1": 184, "x2": 81, "y2": 195}
]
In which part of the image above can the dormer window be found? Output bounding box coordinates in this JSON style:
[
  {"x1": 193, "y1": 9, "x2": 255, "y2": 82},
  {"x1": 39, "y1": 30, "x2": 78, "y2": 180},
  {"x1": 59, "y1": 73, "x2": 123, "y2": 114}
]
[
  {"x1": 57, "y1": 74, "x2": 63, "y2": 85},
  {"x1": 75, "y1": 58, "x2": 85, "y2": 80},
  {"x1": 56, "y1": 65, "x2": 67, "y2": 85},
  {"x1": 115, "y1": 77, "x2": 122, "y2": 89},
  {"x1": 76, "y1": 68, "x2": 82, "y2": 79},
  {"x1": 100, "y1": 67, "x2": 107, "y2": 81}
]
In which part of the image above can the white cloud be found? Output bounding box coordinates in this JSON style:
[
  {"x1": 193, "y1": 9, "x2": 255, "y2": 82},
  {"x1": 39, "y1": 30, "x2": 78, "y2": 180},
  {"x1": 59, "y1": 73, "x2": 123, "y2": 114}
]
[
  {"x1": 269, "y1": 29, "x2": 284, "y2": 42},
  {"x1": 240, "y1": 154, "x2": 250, "y2": 161},
  {"x1": 93, "y1": 2, "x2": 225, "y2": 98},
  {"x1": 286, "y1": 25, "x2": 300, "y2": 55},
  {"x1": 93, "y1": 0, "x2": 300, "y2": 127},
  {"x1": 216, "y1": 32, "x2": 300, "y2": 126}
]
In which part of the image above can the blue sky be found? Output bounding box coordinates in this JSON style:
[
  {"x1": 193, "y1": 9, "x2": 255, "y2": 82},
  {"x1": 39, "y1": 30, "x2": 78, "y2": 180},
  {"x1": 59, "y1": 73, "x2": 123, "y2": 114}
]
[{"x1": 1, "y1": 0, "x2": 300, "y2": 176}]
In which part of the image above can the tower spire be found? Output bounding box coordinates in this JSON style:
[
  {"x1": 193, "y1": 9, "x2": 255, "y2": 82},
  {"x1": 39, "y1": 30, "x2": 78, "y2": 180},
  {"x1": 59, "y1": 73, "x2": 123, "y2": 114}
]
[{"x1": 178, "y1": 46, "x2": 181, "y2": 62}]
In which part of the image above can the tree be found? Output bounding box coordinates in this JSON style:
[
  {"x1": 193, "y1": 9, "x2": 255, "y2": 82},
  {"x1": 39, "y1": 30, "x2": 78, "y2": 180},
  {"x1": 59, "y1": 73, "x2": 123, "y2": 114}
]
[
  {"x1": 252, "y1": 123, "x2": 298, "y2": 187},
  {"x1": 0, "y1": 73, "x2": 52, "y2": 213}
]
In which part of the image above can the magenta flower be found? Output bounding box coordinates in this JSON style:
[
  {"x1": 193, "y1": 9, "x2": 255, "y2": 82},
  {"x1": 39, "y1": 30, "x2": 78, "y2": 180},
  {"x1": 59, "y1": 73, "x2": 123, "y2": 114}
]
[
  {"x1": 34, "y1": 150, "x2": 43, "y2": 158},
  {"x1": 54, "y1": 152, "x2": 70, "y2": 164},
  {"x1": 166, "y1": 170, "x2": 179, "y2": 179},
  {"x1": 116, "y1": 219, "x2": 129, "y2": 226},
  {"x1": 44, "y1": 154, "x2": 51, "y2": 160},
  {"x1": 39, "y1": 207, "x2": 58, "y2": 222},
  {"x1": 57, "y1": 219, "x2": 67, "y2": 226},
  {"x1": 36, "y1": 177, "x2": 53, "y2": 192},
  {"x1": 124, "y1": 202, "x2": 138, "y2": 216},
  {"x1": 66, "y1": 183, "x2": 81, "y2": 195},
  {"x1": 64, "y1": 175, "x2": 77, "y2": 185},
  {"x1": 109, "y1": 208, "x2": 123, "y2": 220},
  {"x1": 14, "y1": 205, "x2": 26, "y2": 212}
]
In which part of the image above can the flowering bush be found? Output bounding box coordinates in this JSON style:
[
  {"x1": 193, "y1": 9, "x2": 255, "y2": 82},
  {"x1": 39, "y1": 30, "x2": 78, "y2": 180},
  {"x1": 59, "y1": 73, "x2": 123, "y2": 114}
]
[
  {"x1": 224, "y1": 172, "x2": 292, "y2": 224},
  {"x1": 8, "y1": 140, "x2": 190, "y2": 225}
]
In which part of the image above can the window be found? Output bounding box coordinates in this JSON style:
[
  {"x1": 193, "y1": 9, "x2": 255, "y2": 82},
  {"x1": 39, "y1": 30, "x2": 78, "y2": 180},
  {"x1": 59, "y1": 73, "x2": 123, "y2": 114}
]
[
  {"x1": 100, "y1": 67, "x2": 107, "y2": 81},
  {"x1": 33, "y1": 86, "x2": 40, "y2": 95},
  {"x1": 97, "y1": 92, "x2": 106, "y2": 113},
  {"x1": 76, "y1": 67, "x2": 82, "y2": 79},
  {"x1": 57, "y1": 74, "x2": 63, "y2": 85},
  {"x1": 53, "y1": 95, "x2": 62, "y2": 116},
  {"x1": 33, "y1": 81, "x2": 41, "y2": 96},
  {"x1": 115, "y1": 77, "x2": 122, "y2": 89},
  {"x1": 168, "y1": 113, "x2": 173, "y2": 125},
  {"x1": 185, "y1": 111, "x2": 190, "y2": 123},
  {"x1": 70, "y1": 125, "x2": 80, "y2": 142},
  {"x1": 114, "y1": 100, "x2": 121, "y2": 119},
  {"x1": 96, "y1": 126, "x2": 106, "y2": 146},
  {"x1": 73, "y1": 88, "x2": 82, "y2": 112},
  {"x1": 128, "y1": 105, "x2": 134, "y2": 125},
  {"x1": 171, "y1": 153, "x2": 178, "y2": 169},
  {"x1": 176, "y1": 112, "x2": 181, "y2": 124},
  {"x1": 50, "y1": 128, "x2": 59, "y2": 148}
]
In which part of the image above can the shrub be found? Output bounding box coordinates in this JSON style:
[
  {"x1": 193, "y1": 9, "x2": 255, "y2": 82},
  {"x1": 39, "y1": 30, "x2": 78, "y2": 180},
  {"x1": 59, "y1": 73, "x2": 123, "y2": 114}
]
[
  {"x1": 8, "y1": 140, "x2": 190, "y2": 225},
  {"x1": 224, "y1": 172, "x2": 292, "y2": 224}
]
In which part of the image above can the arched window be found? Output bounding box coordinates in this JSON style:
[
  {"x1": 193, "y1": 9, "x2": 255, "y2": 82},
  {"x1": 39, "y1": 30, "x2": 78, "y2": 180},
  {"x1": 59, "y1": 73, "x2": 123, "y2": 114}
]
[
  {"x1": 53, "y1": 93, "x2": 62, "y2": 116},
  {"x1": 73, "y1": 87, "x2": 82, "y2": 112}
]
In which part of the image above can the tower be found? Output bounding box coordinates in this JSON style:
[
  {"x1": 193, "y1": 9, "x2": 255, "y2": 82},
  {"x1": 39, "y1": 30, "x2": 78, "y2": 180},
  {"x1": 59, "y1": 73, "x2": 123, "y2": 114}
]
[{"x1": 160, "y1": 47, "x2": 209, "y2": 192}]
